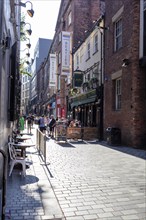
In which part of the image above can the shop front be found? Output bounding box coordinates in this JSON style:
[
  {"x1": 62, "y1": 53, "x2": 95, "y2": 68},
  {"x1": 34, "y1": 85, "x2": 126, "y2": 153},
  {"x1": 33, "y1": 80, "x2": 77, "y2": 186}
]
[{"x1": 68, "y1": 88, "x2": 102, "y2": 140}]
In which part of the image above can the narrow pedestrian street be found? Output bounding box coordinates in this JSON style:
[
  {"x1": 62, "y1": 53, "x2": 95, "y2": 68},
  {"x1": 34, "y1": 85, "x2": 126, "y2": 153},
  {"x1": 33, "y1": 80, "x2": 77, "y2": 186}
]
[{"x1": 5, "y1": 126, "x2": 146, "y2": 220}]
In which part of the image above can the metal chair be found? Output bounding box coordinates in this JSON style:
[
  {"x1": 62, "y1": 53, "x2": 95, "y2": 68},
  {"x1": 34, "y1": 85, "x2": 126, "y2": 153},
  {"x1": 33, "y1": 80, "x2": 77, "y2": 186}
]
[{"x1": 8, "y1": 142, "x2": 26, "y2": 177}]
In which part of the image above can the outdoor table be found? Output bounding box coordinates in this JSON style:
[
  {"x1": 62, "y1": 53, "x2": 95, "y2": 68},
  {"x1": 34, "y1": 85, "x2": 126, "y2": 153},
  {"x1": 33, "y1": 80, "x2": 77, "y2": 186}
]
[
  {"x1": 11, "y1": 142, "x2": 35, "y2": 157},
  {"x1": 16, "y1": 136, "x2": 31, "y2": 142}
]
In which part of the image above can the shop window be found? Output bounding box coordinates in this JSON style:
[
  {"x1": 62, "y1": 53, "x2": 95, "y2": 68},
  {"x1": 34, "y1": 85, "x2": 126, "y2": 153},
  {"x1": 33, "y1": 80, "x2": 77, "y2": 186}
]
[{"x1": 114, "y1": 18, "x2": 122, "y2": 51}]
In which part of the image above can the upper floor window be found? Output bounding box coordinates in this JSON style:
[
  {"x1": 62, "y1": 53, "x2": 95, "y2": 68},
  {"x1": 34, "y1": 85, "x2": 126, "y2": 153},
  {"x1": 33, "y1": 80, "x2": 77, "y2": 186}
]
[
  {"x1": 58, "y1": 52, "x2": 61, "y2": 65},
  {"x1": 144, "y1": 0, "x2": 146, "y2": 10},
  {"x1": 76, "y1": 55, "x2": 79, "y2": 69},
  {"x1": 87, "y1": 42, "x2": 90, "y2": 60},
  {"x1": 58, "y1": 32, "x2": 61, "y2": 43},
  {"x1": 115, "y1": 78, "x2": 121, "y2": 110},
  {"x1": 68, "y1": 11, "x2": 72, "y2": 26},
  {"x1": 94, "y1": 34, "x2": 98, "y2": 53},
  {"x1": 114, "y1": 18, "x2": 122, "y2": 51}
]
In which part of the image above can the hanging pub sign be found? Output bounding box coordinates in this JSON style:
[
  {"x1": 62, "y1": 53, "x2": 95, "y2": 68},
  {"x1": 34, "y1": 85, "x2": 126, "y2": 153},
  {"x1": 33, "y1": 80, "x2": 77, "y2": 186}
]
[
  {"x1": 73, "y1": 71, "x2": 83, "y2": 87},
  {"x1": 61, "y1": 31, "x2": 71, "y2": 76}
]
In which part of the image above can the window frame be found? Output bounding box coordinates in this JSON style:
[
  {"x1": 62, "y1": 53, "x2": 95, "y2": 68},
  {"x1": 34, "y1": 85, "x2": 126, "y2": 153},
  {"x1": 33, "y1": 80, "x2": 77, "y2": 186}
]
[
  {"x1": 94, "y1": 34, "x2": 98, "y2": 54},
  {"x1": 114, "y1": 18, "x2": 122, "y2": 51},
  {"x1": 115, "y1": 78, "x2": 122, "y2": 110},
  {"x1": 87, "y1": 42, "x2": 90, "y2": 60}
]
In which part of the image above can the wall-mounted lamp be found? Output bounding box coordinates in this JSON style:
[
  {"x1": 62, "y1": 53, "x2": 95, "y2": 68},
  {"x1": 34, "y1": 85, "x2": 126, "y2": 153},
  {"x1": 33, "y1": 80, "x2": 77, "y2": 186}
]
[
  {"x1": 15, "y1": 1, "x2": 34, "y2": 17},
  {"x1": 20, "y1": 22, "x2": 32, "y2": 35},
  {"x1": 122, "y1": 59, "x2": 130, "y2": 68},
  {"x1": 26, "y1": 38, "x2": 31, "y2": 49},
  {"x1": 20, "y1": 48, "x2": 30, "y2": 57},
  {"x1": 26, "y1": 60, "x2": 30, "y2": 65}
]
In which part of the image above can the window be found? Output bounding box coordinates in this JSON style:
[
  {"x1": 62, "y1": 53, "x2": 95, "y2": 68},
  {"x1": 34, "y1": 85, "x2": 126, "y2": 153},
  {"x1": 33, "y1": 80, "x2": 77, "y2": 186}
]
[
  {"x1": 76, "y1": 54, "x2": 79, "y2": 69},
  {"x1": 94, "y1": 34, "x2": 98, "y2": 53},
  {"x1": 87, "y1": 42, "x2": 90, "y2": 59},
  {"x1": 58, "y1": 32, "x2": 61, "y2": 43},
  {"x1": 68, "y1": 11, "x2": 72, "y2": 26},
  {"x1": 114, "y1": 18, "x2": 122, "y2": 51},
  {"x1": 115, "y1": 78, "x2": 121, "y2": 110},
  {"x1": 58, "y1": 52, "x2": 61, "y2": 65}
]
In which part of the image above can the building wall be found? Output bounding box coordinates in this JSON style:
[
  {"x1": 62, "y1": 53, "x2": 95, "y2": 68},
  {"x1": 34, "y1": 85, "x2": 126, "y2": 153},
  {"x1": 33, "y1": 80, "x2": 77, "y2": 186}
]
[
  {"x1": 104, "y1": 0, "x2": 146, "y2": 147},
  {"x1": 52, "y1": 0, "x2": 105, "y2": 118}
]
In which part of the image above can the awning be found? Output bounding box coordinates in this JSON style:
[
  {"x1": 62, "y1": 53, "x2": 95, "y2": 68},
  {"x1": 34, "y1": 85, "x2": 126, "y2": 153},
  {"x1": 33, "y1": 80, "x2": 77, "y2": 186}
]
[{"x1": 71, "y1": 96, "x2": 96, "y2": 108}]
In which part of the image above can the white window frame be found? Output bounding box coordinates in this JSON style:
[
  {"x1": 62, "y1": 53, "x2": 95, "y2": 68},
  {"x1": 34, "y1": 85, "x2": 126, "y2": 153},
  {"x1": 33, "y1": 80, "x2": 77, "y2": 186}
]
[
  {"x1": 114, "y1": 18, "x2": 122, "y2": 51},
  {"x1": 115, "y1": 78, "x2": 121, "y2": 110}
]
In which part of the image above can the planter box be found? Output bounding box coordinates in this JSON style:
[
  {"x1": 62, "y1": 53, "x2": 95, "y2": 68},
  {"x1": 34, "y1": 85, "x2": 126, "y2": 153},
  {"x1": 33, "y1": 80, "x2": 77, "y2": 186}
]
[
  {"x1": 67, "y1": 127, "x2": 98, "y2": 140},
  {"x1": 67, "y1": 127, "x2": 82, "y2": 139},
  {"x1": 83, "y1": 127, "x2": 98, "y2": 140}
]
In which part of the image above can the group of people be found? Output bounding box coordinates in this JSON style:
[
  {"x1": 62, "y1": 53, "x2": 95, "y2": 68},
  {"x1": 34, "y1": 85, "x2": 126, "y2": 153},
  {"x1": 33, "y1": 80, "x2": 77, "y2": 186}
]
[
  {"x1": 19, "y1": 114, "x2": 34, "y2": 134},
  {"x1": 38, "y1": 115, "x2": 56, "y2": 138}
]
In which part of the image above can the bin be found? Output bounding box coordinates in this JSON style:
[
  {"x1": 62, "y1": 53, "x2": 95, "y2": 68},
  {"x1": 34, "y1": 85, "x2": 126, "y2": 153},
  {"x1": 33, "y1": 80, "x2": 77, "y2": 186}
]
[{"x1": 106, "y1": 127, "x2": 121, "y2": 145}]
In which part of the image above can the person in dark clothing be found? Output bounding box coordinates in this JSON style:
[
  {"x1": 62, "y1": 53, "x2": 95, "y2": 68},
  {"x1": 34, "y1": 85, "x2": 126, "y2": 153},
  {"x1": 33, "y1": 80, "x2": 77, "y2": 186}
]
[
  {"x1": 27, "y1": 114, "x2": 32, "y2": 134},
  {"x1": 38, "y1": 115, "x2": 46, "y2": 133},
  {"x1": 49, "y1": 115, "x2": 56, "y2": 138}
]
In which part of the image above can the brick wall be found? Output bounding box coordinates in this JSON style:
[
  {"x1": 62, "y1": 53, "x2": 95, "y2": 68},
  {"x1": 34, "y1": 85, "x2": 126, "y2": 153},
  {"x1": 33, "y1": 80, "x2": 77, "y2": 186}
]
[{"x1": 104, "y1": 0, "x2": 146, "y2": 148}]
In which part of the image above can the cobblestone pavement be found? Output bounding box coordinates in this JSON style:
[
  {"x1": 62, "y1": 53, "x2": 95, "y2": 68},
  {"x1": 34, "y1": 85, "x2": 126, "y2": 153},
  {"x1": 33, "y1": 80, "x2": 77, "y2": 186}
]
[
  {"x1": 46, "y1": 138, "x2": 146, "y2": 220},
  {"x1": 5, "y1": 127, "x2": 64, "y2": 220}
]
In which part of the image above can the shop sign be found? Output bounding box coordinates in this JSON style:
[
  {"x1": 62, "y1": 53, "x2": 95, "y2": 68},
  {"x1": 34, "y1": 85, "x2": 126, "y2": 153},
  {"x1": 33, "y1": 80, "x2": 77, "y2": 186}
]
[
  {"x1": 62, "y1": 31, "x2": 71, "y2": 76},
  {"x1": 73, "y1": 72, "x2": 83, "y2": 87},
  {"x1": 49, "y1": 54, "x2": 56, "y2": 86}
]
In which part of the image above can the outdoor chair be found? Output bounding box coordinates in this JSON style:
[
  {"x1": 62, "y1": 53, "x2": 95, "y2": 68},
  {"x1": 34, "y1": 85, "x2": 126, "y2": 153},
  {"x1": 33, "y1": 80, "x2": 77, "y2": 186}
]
[{"x1": 8, "y1": 142, "x2": 26, "y2": 177}]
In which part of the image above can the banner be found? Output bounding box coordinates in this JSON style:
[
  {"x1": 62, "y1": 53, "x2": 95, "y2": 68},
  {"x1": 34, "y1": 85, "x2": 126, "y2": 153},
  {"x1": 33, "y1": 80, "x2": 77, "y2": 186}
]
[
  {"x1": 62, "y1": 31, "x2": 71, "y2": 75},
  {"x1": 49, "y1": 54, "x2": 56, "y2": 86}
]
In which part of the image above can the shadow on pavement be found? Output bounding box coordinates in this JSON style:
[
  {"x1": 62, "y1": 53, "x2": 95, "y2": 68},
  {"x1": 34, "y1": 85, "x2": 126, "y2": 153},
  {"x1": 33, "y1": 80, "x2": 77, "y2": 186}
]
[
  {"x1": 98, "y1": 141, "x2": 146, "y2": 160},
  {"x1": 58, "y1": 142, "x2": 76, "y2": 148},
  {"x1": 6, "y1": 174, "x2": 45, "y2": 220}
]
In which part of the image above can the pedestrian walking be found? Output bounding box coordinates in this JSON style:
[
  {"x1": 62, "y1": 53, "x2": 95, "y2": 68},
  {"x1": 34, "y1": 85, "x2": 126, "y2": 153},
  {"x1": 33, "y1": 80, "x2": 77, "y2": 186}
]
[
  {"x1": 27, "y1": 114, "x2": 32, "y2": 134},
  {"x1": 38, "y1": 115, "x2": 46, "y2": 133},
  {"x1": 19, "y1": 114, "x2": 25, "y2": 133},
  {"x1": 48, "y1": 115, "x2": 56, "y2": 138}
]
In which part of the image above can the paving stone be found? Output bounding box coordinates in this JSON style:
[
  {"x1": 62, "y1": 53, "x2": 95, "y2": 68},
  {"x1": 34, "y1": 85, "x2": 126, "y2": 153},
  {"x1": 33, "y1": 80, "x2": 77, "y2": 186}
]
[{"x1": 5, "y1": 126, "x2": 146, "y2": 220}]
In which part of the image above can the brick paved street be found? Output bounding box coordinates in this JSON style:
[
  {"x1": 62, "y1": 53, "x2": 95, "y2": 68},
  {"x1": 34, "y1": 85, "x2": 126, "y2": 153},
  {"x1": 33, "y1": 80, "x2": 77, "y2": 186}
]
[
  {"x1": 5, "y1": 126, "x2": 146, "y2": 220},
  {"x1": 46, "y1": 139, "x2": 146, "y2": 220}
]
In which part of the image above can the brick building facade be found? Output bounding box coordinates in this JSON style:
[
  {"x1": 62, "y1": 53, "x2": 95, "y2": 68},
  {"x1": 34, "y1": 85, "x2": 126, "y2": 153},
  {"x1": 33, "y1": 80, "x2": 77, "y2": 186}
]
[
  {"x1": 51, "y1": 0, "x2": 104, "y2": 118},
  {"x1": 104, "y1": 0, "x2": 146, "y2": 147}
]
